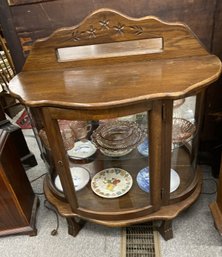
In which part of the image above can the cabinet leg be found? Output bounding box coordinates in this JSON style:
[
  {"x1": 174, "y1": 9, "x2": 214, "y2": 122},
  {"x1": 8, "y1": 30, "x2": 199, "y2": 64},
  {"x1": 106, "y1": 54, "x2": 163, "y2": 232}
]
[
  {"x1": 66, "y1": 217, "x2": 85, "y2": 237},
  {"x1": 157, "y1": 220, "x2": 173, "y2": 240}
]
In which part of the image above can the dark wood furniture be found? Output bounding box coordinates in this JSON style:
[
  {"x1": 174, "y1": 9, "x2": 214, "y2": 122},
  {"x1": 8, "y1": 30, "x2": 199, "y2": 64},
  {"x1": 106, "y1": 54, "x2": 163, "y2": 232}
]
[
  {"x1": 0, "y1": 105, "x2": 37, "y2": 169},
  {"x1": 210, "y1": 155, "x2": 222, "y2": 236},
  {"x1": 8, "y1": 9, "x2": 221, "y2": 240},
  {"x1": 0, "y1": 120, "x2": 37, "y2": 168},
  {"x1": 0, "y1": 102, "x2": 38, "y2": 237},
  {"x1": 0, "y1": 128, "x2": 39, "y2": 236}
]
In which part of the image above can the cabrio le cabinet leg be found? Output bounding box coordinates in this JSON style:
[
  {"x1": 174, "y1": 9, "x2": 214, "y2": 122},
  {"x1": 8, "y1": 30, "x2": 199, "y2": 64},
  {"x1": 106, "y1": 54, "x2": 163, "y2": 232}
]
[
  {"x1": 157, "y1": 220, "x2": 173, "y2": 240},
  {"x1": 66, "y1": 217, "x2": 85, "y2": 237}
]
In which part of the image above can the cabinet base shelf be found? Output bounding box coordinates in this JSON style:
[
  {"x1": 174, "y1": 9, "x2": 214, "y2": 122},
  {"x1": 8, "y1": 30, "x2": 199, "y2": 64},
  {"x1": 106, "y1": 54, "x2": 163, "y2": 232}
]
[{"x1": 44, "y1": 176, "x2": 201, "y2": 239}]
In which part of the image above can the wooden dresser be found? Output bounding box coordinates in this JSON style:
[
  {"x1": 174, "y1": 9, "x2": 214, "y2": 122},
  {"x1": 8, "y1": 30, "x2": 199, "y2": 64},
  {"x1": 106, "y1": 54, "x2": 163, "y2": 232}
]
[{"x1": 0, "y1": 128, "x2": 39, "y2": 236}]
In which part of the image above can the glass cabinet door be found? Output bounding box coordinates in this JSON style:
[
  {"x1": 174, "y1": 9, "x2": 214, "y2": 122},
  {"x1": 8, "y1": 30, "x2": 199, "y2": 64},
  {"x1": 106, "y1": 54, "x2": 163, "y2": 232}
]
[{"x1": 38, "y1": 109, "x2": 162, "y2": 218}]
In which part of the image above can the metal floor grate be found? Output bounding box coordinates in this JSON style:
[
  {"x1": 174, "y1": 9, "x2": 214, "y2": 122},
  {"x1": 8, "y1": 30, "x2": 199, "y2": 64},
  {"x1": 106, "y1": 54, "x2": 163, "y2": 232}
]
[{"x1": 121, "y1": 223, "x2": 161, "y2": 257}]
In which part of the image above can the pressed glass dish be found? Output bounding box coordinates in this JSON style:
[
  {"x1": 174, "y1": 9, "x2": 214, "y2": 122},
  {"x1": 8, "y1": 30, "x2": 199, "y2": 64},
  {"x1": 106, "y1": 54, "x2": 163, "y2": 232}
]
[
  {"x1": 91, "y1": 120, "x2": 145, "y2": 156},
  {"x1": 172, "y1": 118, "x2": 196, "y2": 144}
]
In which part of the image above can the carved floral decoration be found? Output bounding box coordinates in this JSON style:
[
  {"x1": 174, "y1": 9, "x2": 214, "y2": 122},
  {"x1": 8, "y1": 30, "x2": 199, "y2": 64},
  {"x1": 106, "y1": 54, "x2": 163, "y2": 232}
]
[
  {"x1": 113, "y1": 22, "x2": 125, "y2": 34},
  {"x1": 70, "y1": 16, "x2": 144, "y2": 41}
]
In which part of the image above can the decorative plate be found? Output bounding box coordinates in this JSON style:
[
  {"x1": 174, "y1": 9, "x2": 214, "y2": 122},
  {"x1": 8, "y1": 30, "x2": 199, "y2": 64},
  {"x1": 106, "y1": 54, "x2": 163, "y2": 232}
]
[
  {"x1": 170, "y1": 169, "x2": 181, "y2": 192},
  {"x1": 137, "y1": 138, "x2": 149, "y2": 157},
  {"x1": 91, "y1": 168, "x2": 133, "y2": 198},
  {"x1": 136, "y1": 167, "x2": 180, "y2": 193},
  {"x1": 67, "y1": 140, "x2": 97, "y2": 160},
  {"x1": 54, "y1": 166, "x2": 90, "y2": 192},
  {"x1": 172, "y1": 118, "x2": 196, "y2": 143}
]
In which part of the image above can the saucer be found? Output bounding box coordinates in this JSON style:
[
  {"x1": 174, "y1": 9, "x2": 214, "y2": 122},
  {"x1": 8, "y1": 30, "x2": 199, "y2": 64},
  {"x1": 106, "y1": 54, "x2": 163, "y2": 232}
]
[
  {"x1": 136, "y1": 167, "x2": 180, "y2": 193},
  {"x1": 137, "y1": 138, "x2": 149, "y2": 157},
  {"x1": 67, "y1": 140, "x2": 97, "y2": 160},
  {"x1": 54, "y1": 166, "x2": 90, "y2": 192}
]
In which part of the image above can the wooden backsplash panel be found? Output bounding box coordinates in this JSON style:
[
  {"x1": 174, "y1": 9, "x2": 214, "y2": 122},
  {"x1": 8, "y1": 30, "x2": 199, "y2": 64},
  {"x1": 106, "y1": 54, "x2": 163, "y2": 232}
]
[
  {"x1": 9, "y1": 0, "x2": 216, "y2": 56},
  {"x1": 1, "y1": 0, "x2": 221, "y2": 71}
]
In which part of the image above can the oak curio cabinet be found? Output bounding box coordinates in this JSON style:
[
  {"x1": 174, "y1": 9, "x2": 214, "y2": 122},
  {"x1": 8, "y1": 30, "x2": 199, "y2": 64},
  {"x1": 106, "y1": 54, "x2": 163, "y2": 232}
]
[{"x1": 8, "y1": 9, "x2": 221, "y2": 240}]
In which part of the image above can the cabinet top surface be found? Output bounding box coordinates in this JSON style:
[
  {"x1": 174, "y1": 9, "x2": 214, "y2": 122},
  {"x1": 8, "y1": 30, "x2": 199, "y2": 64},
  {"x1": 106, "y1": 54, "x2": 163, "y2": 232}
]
[{"x1": 8, "y1": 9, "x2": 221, "y2": 109}]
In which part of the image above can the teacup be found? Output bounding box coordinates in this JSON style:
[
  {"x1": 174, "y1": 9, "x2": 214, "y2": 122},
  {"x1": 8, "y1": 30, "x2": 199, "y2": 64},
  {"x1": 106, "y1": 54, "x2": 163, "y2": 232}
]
[
  {"x1": 58, "y1": 120, "x2": 75, "y2": 150},
  {"x1": 39, "y1": 125, "x2": 75, "y2": 151},
  {"x1": 69, "y1": 120, "x2": 92, "y2": 140},
  {"x1": 39, "y1": 120, "x2": 91, "y2": 151}
]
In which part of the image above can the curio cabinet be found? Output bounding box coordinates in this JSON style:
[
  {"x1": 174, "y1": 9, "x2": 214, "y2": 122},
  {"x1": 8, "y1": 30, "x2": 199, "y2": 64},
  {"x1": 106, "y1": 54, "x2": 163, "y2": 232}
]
[{"x1": 8, "y1": 9, "x2": 221, "y2": 240}]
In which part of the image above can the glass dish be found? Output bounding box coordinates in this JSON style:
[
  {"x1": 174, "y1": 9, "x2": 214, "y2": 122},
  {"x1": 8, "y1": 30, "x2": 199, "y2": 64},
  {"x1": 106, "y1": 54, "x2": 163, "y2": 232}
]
[
  {"x1": 172, "y1": 118, "x2": 196, "y2": 144},
  {"x1": 91, "y1": 120, "x2": 145, "y2": 157}
]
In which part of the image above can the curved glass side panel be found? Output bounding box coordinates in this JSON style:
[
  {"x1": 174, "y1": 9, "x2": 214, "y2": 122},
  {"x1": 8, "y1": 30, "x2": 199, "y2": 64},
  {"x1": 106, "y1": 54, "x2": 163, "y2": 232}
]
[{"x1": 171, "y1": 96, "x2": 197, "y2": 199}]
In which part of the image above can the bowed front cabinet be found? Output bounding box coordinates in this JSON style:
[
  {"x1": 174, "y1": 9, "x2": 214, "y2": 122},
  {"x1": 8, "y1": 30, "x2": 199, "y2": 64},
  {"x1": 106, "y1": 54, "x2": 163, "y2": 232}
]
[{"x1": 8, "y1": 9, "x2": 221, "y2": 240}]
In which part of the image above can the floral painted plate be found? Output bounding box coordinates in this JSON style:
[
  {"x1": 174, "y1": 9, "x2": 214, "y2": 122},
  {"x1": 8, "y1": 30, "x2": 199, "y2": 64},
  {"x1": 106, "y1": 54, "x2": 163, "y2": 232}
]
[
  {"x1": 54, "y1": 166, "x2": 90, "y2": 192},
  {"x1": 91, "y1": 168, "x2": 133, "y2": 198},
  {"x1": 137, "y1": 167, "x2": 180, "y2": 193},
  {"x1": 67, "y1": 140, "x2": 97, "y2": 160}
]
